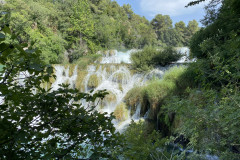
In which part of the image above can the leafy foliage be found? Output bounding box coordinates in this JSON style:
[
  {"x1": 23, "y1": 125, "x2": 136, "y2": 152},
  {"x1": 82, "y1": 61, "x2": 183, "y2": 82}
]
[
  {"x1": 151, "y1": 14, "x2": 199, "y2": 47},
  {"x1": 1, "y1": 0, "x2": 199, "y2": 64},
  {"x1": 121, "y1": 121, "x2": 167, "y2": 160},
  {"x1": 161, "y1": 0, "x2": 240, "y2": 158},
  {"x1": 0, "y1": 24, "x2": 120, "y2": 159}
]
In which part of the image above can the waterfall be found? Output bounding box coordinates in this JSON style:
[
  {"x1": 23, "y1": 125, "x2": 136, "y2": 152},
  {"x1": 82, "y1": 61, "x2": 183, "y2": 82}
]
[
  {"x1": 132, "y1": 103, "x2": 141, "y2": 120},
  {"x1": 50, "y1": 48, "x2": 191, "y2": 133},
  {"x1": 100, "y1": 49, "x2": 137, "y2": 64},
  {"x1": 51, "y1": 65, "x2": 78, "y2": 91}
]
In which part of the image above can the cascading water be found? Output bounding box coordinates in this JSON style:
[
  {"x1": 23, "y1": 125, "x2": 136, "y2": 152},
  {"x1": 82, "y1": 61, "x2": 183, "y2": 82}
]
[
  {"x1": 51, "y1": 65, "x2": 78, "y2": 91},
  {"x1": 99, "y1": 49, "x2": 137, "y2": 64},
  {"x1": 50, "y1": 49, "x2": 191, "y2": 132}
]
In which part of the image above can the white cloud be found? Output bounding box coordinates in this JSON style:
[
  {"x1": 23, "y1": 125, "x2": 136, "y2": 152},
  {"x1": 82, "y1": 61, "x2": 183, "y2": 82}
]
[{"x1": 140, "y1": 0, "x2": 206, "y2": 18}]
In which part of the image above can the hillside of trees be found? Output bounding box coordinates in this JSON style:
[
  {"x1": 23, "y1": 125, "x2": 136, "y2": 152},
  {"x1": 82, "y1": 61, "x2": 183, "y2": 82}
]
[{"x1": 1, "y1": 0, "x2": 199, "y2": 64}]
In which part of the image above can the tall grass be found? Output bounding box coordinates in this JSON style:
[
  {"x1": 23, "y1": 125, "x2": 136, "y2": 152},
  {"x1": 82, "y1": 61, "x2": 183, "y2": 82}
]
[{"x1": 124, "y1": 65, "x2": 192, "y2": 120}]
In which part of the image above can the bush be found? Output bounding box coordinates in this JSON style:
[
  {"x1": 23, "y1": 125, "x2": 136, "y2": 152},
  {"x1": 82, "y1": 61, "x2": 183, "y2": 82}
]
[
  {"x1": 122, "y1": 121, "x2": 166, "y2": 160},
  {"x1": 163, "y1": 89, "x2": 240, "y2": 159},
  {"x1": 153, "y1": 46, "x2": 182, "y2": 66},
  {"x1": 130, "y1": 46, "x2": 157, "y2": 71},
  {"x1": 131, "y1": 46, "x2": 182, "y2": 72}
]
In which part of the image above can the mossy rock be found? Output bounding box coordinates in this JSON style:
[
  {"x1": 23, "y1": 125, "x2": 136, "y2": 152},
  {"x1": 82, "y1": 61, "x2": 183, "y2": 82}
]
[
  {"x1": 87, "y1": 74, "x2": 101, "y2": 89},
  {"x1": 125, "y1": 86, "x2": 144, "y2": 108},
  {"x1": 103, "y1": 50, "x2": 108, "y2": 56},
  {"x1": 114, "y1": 102, "x2": 129, "y2": 121},
  {"x1": 75, "y1": 70, "x2": 87, "y2": 91},
  {"x1": 104, "y1": 91, "x2": 117, "y2": 103},
  {"x1": 112, "y1": 72, "x2": 127, "y2": 83},
  {"x1": 101, "y1": 91, "x2": 117, "y2": 107},
  {"x1": 119, "y1": 84, "x2": 123, "y2": 92},
  {"x1": 104, "y1": 65, "x2": 115, "y2": 74},
  {"x1": 124, "y1": 86, "x2": 150, "y2": 116},
  {"x1": 68, "y1": 64, "x2": 77, "y2": 77},
  {"x1": 109, "y1": 50, "x2": 116, "y2": 56}
]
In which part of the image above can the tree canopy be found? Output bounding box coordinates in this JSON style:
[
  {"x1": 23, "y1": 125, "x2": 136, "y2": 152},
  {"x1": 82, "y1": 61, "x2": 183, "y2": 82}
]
[{"x1": 1, "y1": 0, "x2": 199, "y2": 64}]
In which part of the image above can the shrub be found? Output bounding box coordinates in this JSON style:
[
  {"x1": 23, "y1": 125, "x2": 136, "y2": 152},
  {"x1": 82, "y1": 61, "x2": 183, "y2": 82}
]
[
  {"x1": 153, "y1": 46, "x2": 182, "y2": 66},
  {"x1": 122, "y1": 121, "x2": 166, "y2": 160},
  {"x1": 163, "y1": 89, "x2": 240, "y2": 159},
  {"x1": 130, "y1": 46, "x2": 157, "y2": 72},
  {"x1": 131, "y1": 46, "x2": 182, "y2": 72}
]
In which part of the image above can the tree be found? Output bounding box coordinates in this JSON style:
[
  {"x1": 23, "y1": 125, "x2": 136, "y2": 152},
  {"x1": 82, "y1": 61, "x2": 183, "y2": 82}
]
[
  {"x1": 175, "y1": 21, "x2": 187, "y2": 46},
  {"x1": 0, "y1": 23, "x2": 120, "y2": 159},
  {"x1": 187, "y1": 20, "x2": 199, "y2": 36}
]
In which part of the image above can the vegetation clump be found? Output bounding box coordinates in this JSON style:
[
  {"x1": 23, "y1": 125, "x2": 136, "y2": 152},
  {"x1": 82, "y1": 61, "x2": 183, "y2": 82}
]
[
  {"x1": 124, "y1": 86, "x2": 144, "y2": 114},
  {"x1": 76, "y1": 54, "x2": 102, "y2": 69},
  {"x1": 131, "y1": 46, "x2": 182, "y2": 71},
  {"x1": 112, "y1": 72, "x2": 127, "y2": 83},
  {"x1": 75, "y1": 70, "x2": 87, "y2": 91},
  {"x1": 113, "y1": 102, "x2": 129, "y2": 121},
  {"x1": 87, "y1": 74, "x2": 101, "y2": 89},
  {"x1": 102, "y1": 91, "x2": 117, "y2": 106}
]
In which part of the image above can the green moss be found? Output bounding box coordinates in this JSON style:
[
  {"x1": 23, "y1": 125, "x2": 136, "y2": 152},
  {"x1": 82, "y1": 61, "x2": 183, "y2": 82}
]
[
  {"x1": 75, "y1": 54, "x2": 102, "y2": 70},
  {"x1": 103, "y1": 50, "x2": 108, "y2": 56},
  {"x1": 87, "y1": 74, "x2": 101, "y2": 89},
  {"x1": 124, "y1": 86, "x2": 146, "y2": 115},
  {"x1": 75, "y1": 70, "x2": 87, "y2": 91},
  {"x1": 125, "y1": 86, "x2": 143, "y2": 107},
  {"x1": 112, "y1": 72, "x2": 126, "y2": 83},
  {"x1": 144, "y1": 80, "x2": 176, "y2": 105},
  {"x1": 68, "y1": 64, "x2": 77, "y2": 77},
  {"x1": 163, "y1": 66, "x2": 186, "y2": 83},
  {"x1": 103, "y1": 91, "x2": 117, "y2": 103},
  {"x1": 114, "y1": 102, "x2": 129, "y2": 121},
  {"x1": 119, "y1": 84, "x2": 123, "y2": 92},
  {"x1": 109, "y1": 50, "x2": 116, "y2": 56}
]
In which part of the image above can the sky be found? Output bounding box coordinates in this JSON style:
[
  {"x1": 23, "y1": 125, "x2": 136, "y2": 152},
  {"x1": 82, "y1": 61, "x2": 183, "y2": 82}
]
[{"x1": 114, "y1": 0, "x2": 208, "y2": 26}]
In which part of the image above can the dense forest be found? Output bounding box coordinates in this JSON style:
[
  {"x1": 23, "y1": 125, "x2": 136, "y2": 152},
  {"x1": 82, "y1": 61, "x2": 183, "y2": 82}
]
[
  {"x1": 1, "y1": 0, "x2": 198, "y2": 64},
  {"x1": 0, "y1": 0, "x2": 240, "y2": 159}
]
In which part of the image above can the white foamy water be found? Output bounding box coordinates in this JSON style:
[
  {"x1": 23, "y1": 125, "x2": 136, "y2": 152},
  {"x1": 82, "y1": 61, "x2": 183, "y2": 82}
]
[
  {"x1": 100, "y1": 49, "x2": 138, "y2": 64},
  {"x1": 51, "y1": 65, "x2": 78, "y2": 91},
  {"x1": 176, "y1": 47, "x2": 196, "y2": 63}
]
